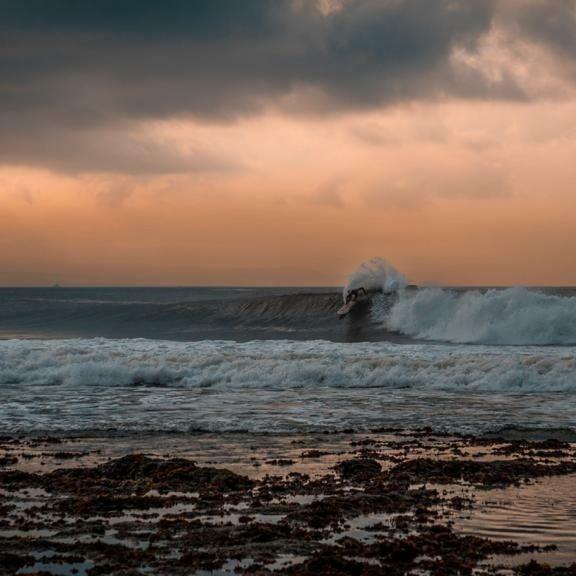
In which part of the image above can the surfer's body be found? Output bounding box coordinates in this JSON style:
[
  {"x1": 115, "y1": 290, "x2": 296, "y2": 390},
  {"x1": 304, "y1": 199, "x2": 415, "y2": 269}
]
[
  {"x1": 337, "y1": 286, "x2": 373, "y2": 318},
  {"x1": 346, "y1": 286, "x2": 368, "y2": 303}
]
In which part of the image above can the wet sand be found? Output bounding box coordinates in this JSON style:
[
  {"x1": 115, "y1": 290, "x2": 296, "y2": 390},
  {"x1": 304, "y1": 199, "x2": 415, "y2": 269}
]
[{"x1": 1, "y1": 431, "x2": 576, "y2": 575}]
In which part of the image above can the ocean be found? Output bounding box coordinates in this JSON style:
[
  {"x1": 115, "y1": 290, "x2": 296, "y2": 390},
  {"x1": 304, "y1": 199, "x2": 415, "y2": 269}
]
[{"x1": 1, "y1": 285, "x2": 576, "y2": 436}]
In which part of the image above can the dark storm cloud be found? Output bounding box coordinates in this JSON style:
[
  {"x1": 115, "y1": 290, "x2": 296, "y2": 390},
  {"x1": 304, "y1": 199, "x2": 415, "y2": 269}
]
[
  {"x1": 0, "y1": 0, "x2": 496, "y2": 117},
  {"x1": 0, "y1": 0, "x2": 543, "y2": 174},
  {"x1": 502, "y1": 0, "x2": 576, "y2": 58}
]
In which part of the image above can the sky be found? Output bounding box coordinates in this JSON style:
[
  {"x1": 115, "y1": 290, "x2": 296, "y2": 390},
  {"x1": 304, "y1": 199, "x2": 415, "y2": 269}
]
[{"x1": 2, "y1": 0, "x2": 576, "y2": 286}]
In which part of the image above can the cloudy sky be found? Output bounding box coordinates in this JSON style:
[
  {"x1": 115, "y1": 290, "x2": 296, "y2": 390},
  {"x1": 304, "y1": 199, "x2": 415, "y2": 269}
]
[{"x1": 2, "y1": 0, "x2": 576, "y2": 286}]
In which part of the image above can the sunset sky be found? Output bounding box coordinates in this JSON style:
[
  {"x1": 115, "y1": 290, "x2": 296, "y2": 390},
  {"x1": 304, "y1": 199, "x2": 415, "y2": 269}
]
[{"x1": 2, "y1": 0, "x2": 576, "y2": 286}]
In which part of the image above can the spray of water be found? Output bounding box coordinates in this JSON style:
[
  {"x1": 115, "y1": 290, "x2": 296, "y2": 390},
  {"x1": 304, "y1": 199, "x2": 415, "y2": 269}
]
[{"x1": 344, "y1": 257, "x2": 406, "y2": 300}]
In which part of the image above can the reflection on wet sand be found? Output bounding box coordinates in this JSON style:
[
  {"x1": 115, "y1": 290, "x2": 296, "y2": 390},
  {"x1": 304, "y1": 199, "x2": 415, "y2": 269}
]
[{"x1": 0, "y1": 431, "x2": 575, "y2": 575}]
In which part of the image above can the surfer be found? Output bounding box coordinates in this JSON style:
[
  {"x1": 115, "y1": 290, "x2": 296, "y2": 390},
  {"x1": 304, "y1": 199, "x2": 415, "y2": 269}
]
[
  {"x1": 345, "y1": 287, "x2": 367, "y2": 304},
  {"x1": 338, "y1": 287, "x2": 368, "y2": 318}
]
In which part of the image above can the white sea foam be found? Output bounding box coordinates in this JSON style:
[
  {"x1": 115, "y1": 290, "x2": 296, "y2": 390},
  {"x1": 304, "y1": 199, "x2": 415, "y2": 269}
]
[
  {"x1": 1, "y1": 338, "x2": 576, "y2": 433},
  {"x1": 1, "y1": 338, "x2": 575, "y2": 393},
  {"x1": 383, "y1": 287, "x2": 576, "y2": 345}
]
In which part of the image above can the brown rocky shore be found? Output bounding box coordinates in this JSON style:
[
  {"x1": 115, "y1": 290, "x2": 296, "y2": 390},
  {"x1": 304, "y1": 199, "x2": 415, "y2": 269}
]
[{"x1": 1, "y1": 430, "x2": 576, "y2": 575}]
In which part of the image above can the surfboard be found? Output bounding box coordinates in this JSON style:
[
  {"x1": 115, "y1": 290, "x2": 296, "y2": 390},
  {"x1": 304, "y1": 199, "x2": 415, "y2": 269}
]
[{"x1": 337, "y1": 301, "x2": 357, "y2": 318}]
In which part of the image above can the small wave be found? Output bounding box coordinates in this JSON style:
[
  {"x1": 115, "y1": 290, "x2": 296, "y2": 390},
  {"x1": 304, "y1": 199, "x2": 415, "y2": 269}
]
[
  {"x1": 201, "y1": 292, "x2": 341, "y2": 321},
  {"x1": 383, "y1": 287, "x2": 576, "y2": 346}
]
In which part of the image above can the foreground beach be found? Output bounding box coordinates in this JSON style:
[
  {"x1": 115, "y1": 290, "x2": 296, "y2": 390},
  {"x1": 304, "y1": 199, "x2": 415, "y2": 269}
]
[{"x1": 1, "y1": 430, "x2": 576, "y2": 575}]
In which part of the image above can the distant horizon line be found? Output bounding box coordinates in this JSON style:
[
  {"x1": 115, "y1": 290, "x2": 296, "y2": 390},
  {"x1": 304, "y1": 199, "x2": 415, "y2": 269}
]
[{"x1": 1, "y1": 284, "x2": 576, "y2": 289}]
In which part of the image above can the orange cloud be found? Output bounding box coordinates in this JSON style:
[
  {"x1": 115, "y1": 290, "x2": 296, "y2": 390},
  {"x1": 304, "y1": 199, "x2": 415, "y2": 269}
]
[{"x1": 2, "y1": 100, "x2": 576, "y2": 286}]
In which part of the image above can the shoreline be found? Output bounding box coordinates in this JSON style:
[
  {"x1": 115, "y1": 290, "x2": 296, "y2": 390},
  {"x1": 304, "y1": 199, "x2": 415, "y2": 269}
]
[
  {"x1": 1, "y1": 431, "x2": 576, "y2": 574},
  {"x1": 2, "y1": 424, "x2": 576, "y2": 441}
]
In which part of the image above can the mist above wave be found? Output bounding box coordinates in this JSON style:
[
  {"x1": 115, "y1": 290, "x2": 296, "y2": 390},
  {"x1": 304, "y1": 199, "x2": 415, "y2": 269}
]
[{"x1": 344, "y1": 257, "x2": 405, "y2": 298}]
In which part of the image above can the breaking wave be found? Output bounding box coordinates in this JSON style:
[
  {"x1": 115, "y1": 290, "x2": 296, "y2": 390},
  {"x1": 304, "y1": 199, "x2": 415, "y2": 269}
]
[
  {"x1": 384, "y1": 287, "x2": 576, "y2": 346},
  {"x1": 3, "y1": 281, "x2": 576, "y2": 347}
]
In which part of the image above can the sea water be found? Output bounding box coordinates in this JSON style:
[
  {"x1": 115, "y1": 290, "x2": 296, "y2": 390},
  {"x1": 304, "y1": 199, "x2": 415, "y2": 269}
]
[{"x1": 1, "y1": 285, "x2": 576, "y2": 435}]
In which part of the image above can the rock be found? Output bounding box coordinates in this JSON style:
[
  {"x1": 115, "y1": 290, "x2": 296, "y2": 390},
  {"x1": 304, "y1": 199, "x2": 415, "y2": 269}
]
[{"x1": 335, "y1": 458, "x2": 381, "y2": 481}]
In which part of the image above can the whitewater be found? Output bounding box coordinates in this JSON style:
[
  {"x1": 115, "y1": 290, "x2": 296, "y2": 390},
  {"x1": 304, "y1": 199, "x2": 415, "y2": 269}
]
[
  {"x1": 0, "y1": 337, "x2": 575, "y2": 434},
  {"x1": 384, "y1": 286, "x2": 576, "y2": 345}
]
